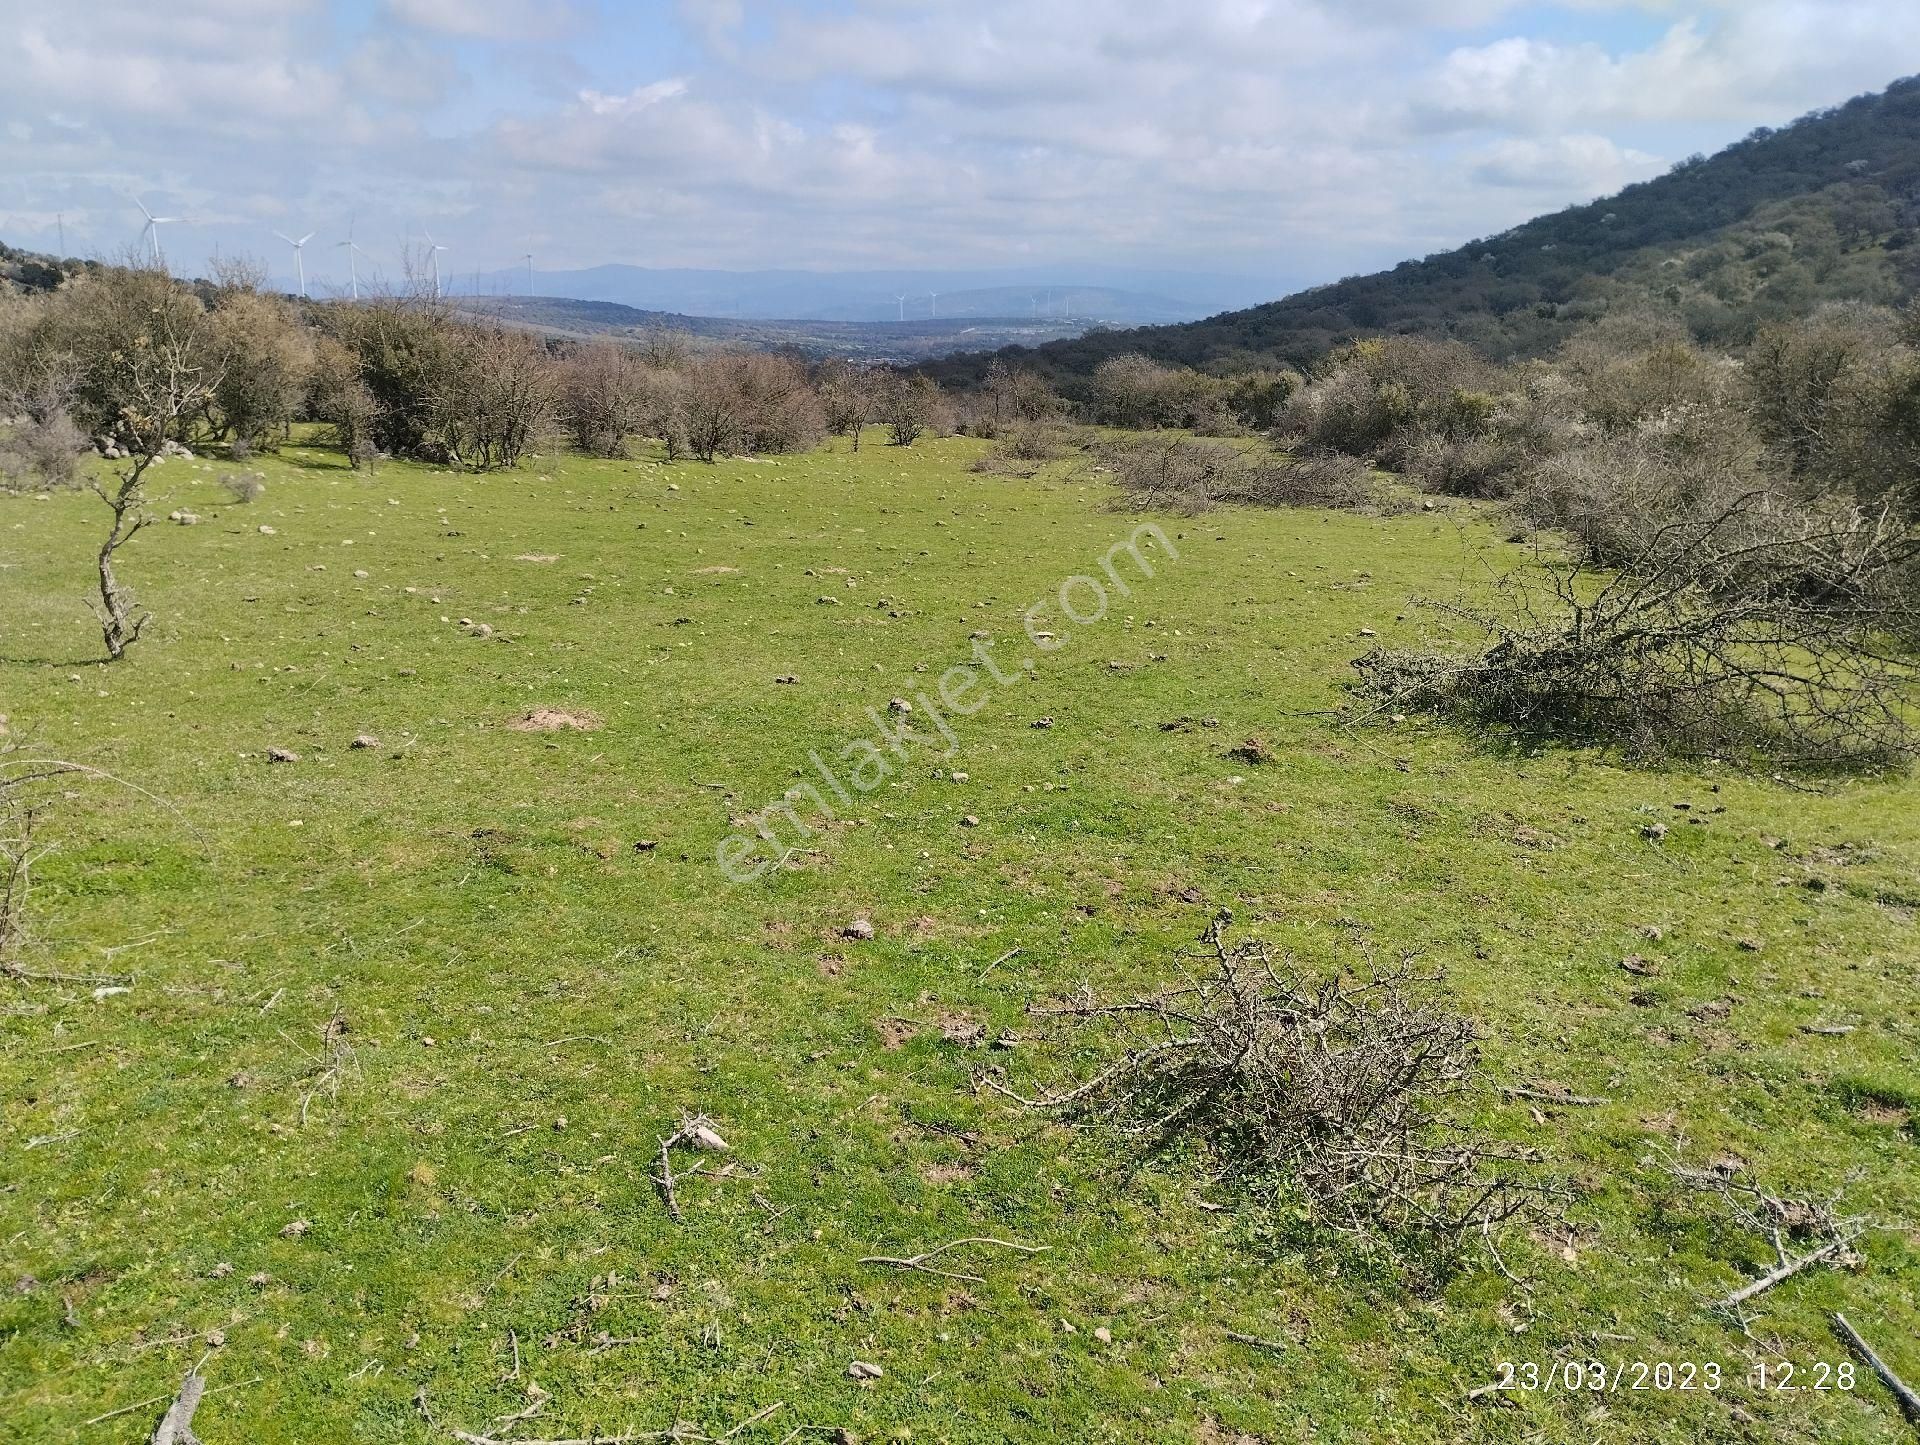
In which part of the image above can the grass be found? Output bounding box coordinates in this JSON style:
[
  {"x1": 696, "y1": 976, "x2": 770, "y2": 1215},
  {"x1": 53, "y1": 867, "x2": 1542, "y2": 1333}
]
[{"x1": 1, "y1": 430, "x2": 1917, "y2": 1442}]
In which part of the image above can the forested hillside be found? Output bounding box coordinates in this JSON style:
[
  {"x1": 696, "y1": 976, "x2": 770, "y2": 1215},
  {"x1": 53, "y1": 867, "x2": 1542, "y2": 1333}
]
[{"x1": 928, "y1": 76, "x2": 1920, "y2": 393}]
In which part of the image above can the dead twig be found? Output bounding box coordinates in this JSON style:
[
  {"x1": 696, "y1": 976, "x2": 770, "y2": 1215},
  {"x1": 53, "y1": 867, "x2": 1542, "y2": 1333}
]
[
  {"x1": 857, "y1": 1236, "x2": 1048, "y2": 1284},
  {"x1": 1223, "y1": 1329, "x2": 1287, "y2": 1352},
  {"x1": 1499, "y1": 1084, "x2": 1607, "y2": 1107},
  {"x1": 1832, "y1": 1312, "x2": 1920, "y2": 1426}
]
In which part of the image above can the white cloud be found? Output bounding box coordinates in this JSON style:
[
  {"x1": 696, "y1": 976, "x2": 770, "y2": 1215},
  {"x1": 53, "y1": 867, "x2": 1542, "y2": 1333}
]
[{"x1": 0, "y1": 0, "x2": 1913, "y2": 285}]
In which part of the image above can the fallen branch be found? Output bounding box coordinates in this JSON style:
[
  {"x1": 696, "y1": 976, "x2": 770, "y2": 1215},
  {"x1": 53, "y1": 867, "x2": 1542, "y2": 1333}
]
[
  {"x1": 1499, "y1": 1084, "x2": 1607, "y2": 1107},
  {"x1": 1223, "y1": 1329, "x2": 1287, "y2": 1352},
  {"x1": 1716, "y1": 1233, "x2": 1863, "y2": 1311},
  {"x1": 148, "y1": 1370, "x2": 203, "y2": 1445},
  {"x1": 1832, "y1": 1312, "x2": 1920, "y2": 1426},
  {"x1": 857, "y1": 1236, "x2": 1049, "y2": 1284}
]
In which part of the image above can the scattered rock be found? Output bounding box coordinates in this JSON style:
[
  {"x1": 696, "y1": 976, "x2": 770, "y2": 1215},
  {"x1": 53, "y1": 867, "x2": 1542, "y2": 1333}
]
[
  {"x1": 844, "y1": 917, "x2": 876, "y2": 941},
  {"x1": 279, "y1": 1219, "x2": 311, "y2": 1238},
  {"x1": 634, "y1": 839, "x2": 659, "y2": 853},
  {"x1": 1093, "y1": 1326, "x2": 1113, "y2": 1345},
  {"x1": 1031, "y1": 717, "x2": 1053, "y2": 729},
  {"x1": 847, "y1": 1360, "x2": 884, "y2": 1381},
  {"x1": 1642, "y1": 822, "x2": 1669, "y2": 842},
  {"x1": 1619, "y1": 955, "x2": 1658, "y2": 977},
  {"x1": 960, "y1": 814, "x2": 980, "y2": 828},
  {"x1": 352, "y1": 569, "x2": 369, "y2": 579},
  {"x1": 267, "y1": 747, "x2": 300, "y2": 763},
  {"x1": 887, "y1": 697, "x2": 912, "y2": 715},
  {"x1": 258, "y1": 524, "x2": 277, "y2": 535},
  {"x1": 349, "y1": 734, "x2": 380, "y2": 750},
  {"x1": 774, "y1": 674, "x2": 799, "y2": 685},
  {"x1": 168, "y1": 510, "x2": 200, "y2": 526}
]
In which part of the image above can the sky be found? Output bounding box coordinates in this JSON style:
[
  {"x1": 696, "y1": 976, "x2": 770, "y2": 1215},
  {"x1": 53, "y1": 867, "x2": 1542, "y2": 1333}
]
[{"x1": 2, "y1": 0, "x2": 1918, "y2": 298}]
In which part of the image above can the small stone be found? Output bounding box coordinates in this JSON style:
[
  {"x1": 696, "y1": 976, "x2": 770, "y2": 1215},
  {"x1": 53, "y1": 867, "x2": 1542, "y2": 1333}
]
[
  {"x1": 635, "y1": 839, "x2": 659, "y2": 853},
  {"x1": 279, "y1": 1219, "x2": 311, "y2": 1237},
  {"x1": 353, "y1": 569, "x2": 369, "y2": 579},
  {"x1": 210, "y1": 1262, "x2": 234, "y2": 1278},
  {"x1": 844, "y1": 917, "x2": 876, "y2": 941},
  {"x1": 774, "y1": 674, "x2": 799, "y2": 685},
  {"x1": 1359, "y1": 627, "x2": 1377, "y2": 637},
  {"x1": 258, "y1": 524, "x2": 277, "y2": 535},
  {"x1": 350, "y1": 734, "x2": 379, "y2": 750},
  {"x1": 960, "y1": 814, "x2": 980, "y2": 827},
  {"x1": 1030, "y1": 717, "x2": 1053, "y2": 729},
  {"x1": 950, "y1": 771, "x2": 968, "y2": 782},
  {"x1": 267, "y1": 747, "x2": 300, "y2": 764},
  {"x1": 1642, "y1": 823, "x2": 1669, "y2": 842},
  {"x1": 1093, "y1": 1326, "x2": 1112, "y2": 1345},
  {"x1": 887, "y1": 697, "x2": 912, "y2": 714},
  {"x1": 1735, "y1": 937, "x2": 1763, "y2": 953},
  {"x1": 688, "y1": 1123, "x2": 729, "y2": 1151},
  {"x1": 848, "y1": 1360, "x2": 884, "y2": 1380},
  {"x1": 168, "y1": 510, "x2": 200, "y2": 526}
]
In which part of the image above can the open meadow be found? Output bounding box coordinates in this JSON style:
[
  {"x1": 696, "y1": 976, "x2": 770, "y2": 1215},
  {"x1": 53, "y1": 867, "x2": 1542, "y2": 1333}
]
[{"x1": 3, "y1": 432, "x2": 1919, "y2": 1442}]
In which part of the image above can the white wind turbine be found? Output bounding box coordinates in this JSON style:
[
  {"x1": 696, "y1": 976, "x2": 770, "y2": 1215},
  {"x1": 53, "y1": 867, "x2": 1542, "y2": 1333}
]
[
  {"x1": 524, "y1": 249, "x2": 535, "y2": 298},
  {"x1": 136, "y1": 198, "x2": 177, "y2": 269},
  {"x1": 894, "y1": 294, "x2": 906, "y2": 322},
  {"x1": 337, "y1": 217, "x2": 366, "y2": 301},
  {"x1": 927, "y1": 291, "x2": 939, "y2": 318},
  {"x1": 274, "y1": 228, "x2": 316, "y2": 298},
  {"x1": 424, "y1": 230, "x2": 447, "y2": 298}
]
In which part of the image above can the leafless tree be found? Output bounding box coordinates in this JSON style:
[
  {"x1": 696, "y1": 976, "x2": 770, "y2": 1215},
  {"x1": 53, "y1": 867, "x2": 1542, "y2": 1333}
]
[
  {"x1": 815, "y1": 357, "x2": 877, "y2": 451},
  {"x1": 558, "y1": 338, "x2": 645, "y2": 457}
]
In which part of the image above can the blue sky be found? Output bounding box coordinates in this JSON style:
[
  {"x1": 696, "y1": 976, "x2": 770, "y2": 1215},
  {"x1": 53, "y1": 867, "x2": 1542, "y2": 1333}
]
[{"x1": 2, "y1": 0, "x2": 1917, "y2": 296}]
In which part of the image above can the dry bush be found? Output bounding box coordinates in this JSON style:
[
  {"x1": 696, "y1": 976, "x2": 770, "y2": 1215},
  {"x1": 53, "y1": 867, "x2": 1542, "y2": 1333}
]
[
  {"x1": 676, "y1": 351, "x2": 823, "y2": 461},
  {"x1": 876, "y1": 372, "x2": 950, "y2": 447},
  {"x1": 992, "y1": 914, "x2": 1556, "y2": 1272},
  {"x1": 219, "y1": 470, "x2": 265, "y2": 504},
  {"x1": 1099, "y1": 435, "x2": 1383, "y2": 514},
  {"x1": 432, "y1": 324, "x2": 559, "y2": 471},
  {"x1": 1094, "y1": 434, "x2": 1245, "y2": 512},
  {"x1": 558, "y1": 338, "x2": 646, "y2": 458},
  {"x1": 0, "y1": 411, "x2": 86, "y2": 489},
  {"x1": 1356, "y1": 493, "x2": 1920, "y2": 769},
  {"x1": 1232, "y1": 449, "x2": 1378, "y2": 509}
]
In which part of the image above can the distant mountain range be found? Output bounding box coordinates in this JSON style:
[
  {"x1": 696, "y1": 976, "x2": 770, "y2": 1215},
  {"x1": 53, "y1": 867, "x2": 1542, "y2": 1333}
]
[
  {"x1": 449, "y1": 293, "x2": 1103, "y2": 362},
  {"x1": 442, "y1": 265, "x2": 1275, "y2": 325}
]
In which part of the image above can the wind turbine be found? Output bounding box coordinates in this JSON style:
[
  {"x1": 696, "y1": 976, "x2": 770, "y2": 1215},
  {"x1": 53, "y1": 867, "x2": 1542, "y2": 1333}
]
[
  {"x1": 424, "y1": 230, "x2": 447, "y2": 298},
  {"x1": 894, "y1": 294, "x2": 906, "y2": 322},
  {"x1": 135, "y1": 198, "x2": 177, "y2": 269},
  {"x1": 525, "y1": 249, "x2": 535, "y2": 298},
  {"x1": 928, "y1": 291, "x2": 939, "y2": 319},
  {"x1": 274, "y1": 228, "x2": 316, "y2": 298},
  {"x1": 336, "y1": 217, "x2": 365, "y2": 301}
]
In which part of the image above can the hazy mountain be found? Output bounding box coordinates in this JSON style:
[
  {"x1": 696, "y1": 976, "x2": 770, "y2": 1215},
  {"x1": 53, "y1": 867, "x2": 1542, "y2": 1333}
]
[{"x1": 442, "y1": 265, "x2": 1275, "y2": 325}]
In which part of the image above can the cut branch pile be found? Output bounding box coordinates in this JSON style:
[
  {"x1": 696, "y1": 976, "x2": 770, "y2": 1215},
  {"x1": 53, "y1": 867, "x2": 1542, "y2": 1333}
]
[
  {"x1": 990, "y1": 913, "x2": 1558, "y2": 1270},
  {"x1": 1356, "y1": 493, "x2": 1920, "y2": 769}
]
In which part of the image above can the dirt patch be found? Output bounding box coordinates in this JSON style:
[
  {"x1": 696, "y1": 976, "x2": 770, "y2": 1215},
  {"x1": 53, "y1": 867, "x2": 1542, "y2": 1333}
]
[
  {"x1": 919, "y1": 1160, "x2": 978, "y2": 1185},
  {"x1": 506, "y1": 708, "x2": 603, "y2": 732},
  {"x1": 693, "y1": 565, "x2": 740, "y2": 575},
  {"x1": 514, "y1": 553, "x2": 560, "y2": 563},
  {"x1": 876, "y1": 1018, "x2": 919, "y2": 1050}
]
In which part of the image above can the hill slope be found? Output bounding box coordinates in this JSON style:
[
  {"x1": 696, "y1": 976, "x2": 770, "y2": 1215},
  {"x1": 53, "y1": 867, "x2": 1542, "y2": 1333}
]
[{"x1": 929, "y1": 76, "x2": 1920, "y2": 391}]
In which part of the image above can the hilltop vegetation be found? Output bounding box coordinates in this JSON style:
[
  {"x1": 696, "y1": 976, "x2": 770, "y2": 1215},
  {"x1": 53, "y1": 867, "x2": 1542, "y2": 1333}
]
[{"x1": 929, "y1": 76, "x2": 1920, "y2": 395}]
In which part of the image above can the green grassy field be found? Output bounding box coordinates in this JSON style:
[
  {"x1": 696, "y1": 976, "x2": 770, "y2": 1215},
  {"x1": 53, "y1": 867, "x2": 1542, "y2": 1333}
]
[{"x1": 2, "y1": 431, "x2": 1917, "y2": 1443}]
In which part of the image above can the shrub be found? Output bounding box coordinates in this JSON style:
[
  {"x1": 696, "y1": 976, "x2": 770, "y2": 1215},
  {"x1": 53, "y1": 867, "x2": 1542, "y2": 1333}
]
[{"x1": 218, "y1": 471, "x2": 265, "y2": 504}]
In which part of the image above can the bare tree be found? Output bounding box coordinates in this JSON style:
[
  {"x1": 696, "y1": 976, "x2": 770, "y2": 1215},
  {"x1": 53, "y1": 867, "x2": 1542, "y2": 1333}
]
[
  {"x1": 815, "y1": 357, "x2": 877, "y2": 451},
  {"x1": 876, "y1": 371, "x2": 948, "y2": 446},
  {"x1": 558, "y1": 338, "x2": 644, "y2": 458}
]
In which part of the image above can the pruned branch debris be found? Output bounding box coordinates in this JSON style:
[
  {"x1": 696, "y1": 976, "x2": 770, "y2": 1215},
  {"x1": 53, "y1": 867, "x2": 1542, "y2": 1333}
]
[{"x1": 989, "y1": 912, "x2": 1560, "y2": 1272}]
